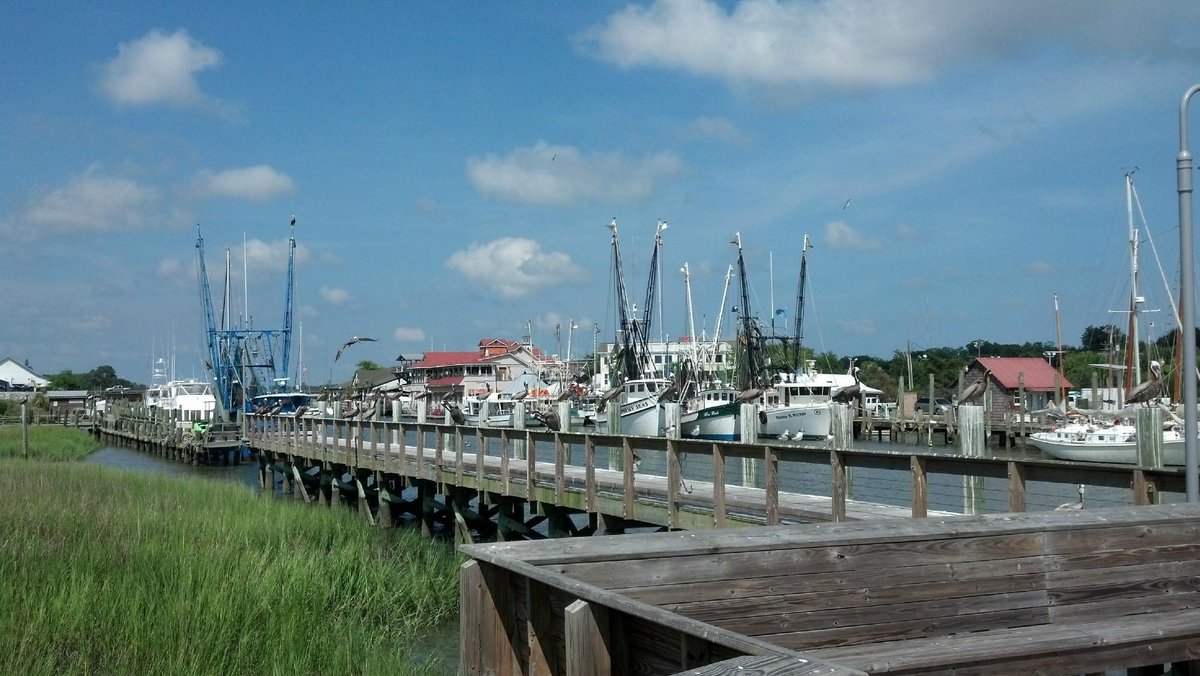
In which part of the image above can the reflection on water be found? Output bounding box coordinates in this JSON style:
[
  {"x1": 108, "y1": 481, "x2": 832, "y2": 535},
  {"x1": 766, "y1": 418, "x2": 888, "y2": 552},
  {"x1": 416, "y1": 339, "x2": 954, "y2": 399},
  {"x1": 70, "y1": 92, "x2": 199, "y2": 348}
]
[{"x1": 85, "y1": 446, "x2": 262, "y2": 490}]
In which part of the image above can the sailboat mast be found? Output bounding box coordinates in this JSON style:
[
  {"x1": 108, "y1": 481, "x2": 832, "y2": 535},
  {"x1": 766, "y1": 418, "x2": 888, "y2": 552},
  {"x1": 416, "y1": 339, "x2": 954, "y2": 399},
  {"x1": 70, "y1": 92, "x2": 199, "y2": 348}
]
[
  {"x1": 733, "y1": 232, "x2": 765, "y2": 391},
  {"x1": 1055, "y1": 293, "x2": 1067, "y2": 402},
  {"x1": 1127, "y1": 171, "x2": 1143, "y2": 387}
]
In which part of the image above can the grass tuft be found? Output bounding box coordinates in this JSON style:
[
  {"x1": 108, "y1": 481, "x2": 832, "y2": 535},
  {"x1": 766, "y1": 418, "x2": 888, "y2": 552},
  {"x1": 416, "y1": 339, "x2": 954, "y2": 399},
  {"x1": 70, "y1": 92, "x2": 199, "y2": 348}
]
[
  {"x1": 0, "y1": 460, "x2": 462, "y2": 674},
  {"x1": 0, "y1": 424, "x2": 100, "y2": 461}
]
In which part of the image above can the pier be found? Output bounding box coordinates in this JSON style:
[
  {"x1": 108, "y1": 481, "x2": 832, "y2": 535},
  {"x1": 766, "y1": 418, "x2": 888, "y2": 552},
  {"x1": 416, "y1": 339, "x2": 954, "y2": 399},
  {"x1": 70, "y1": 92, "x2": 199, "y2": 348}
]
[
  {"x1": 243, "y1": 411, "x2": 1185, "y2": 539},
  {"x1": 94, "y1": 403, "x2": 243, "y2": 465}
]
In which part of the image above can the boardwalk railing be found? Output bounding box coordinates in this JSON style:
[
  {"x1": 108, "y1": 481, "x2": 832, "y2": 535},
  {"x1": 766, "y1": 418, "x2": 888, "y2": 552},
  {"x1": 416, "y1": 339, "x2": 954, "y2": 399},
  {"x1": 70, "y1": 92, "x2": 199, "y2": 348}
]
[{"x1": 247, "y1": 413, "x2": 1188, "y2": 531}]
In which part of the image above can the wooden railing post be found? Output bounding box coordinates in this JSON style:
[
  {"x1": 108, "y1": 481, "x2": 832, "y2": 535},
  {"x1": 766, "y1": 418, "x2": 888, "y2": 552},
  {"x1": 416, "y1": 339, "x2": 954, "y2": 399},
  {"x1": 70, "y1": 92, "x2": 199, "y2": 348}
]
[
  {"x1": 765, "y1": 445, "x2": 779, "y2": 526},
  {"x1": 911, "y1": 455, "x2": 928, "y2": 518},
  {"x1": 831, "y1": 450, "x2": 847, "y2": 522},
  {"x1": 460, "y1": 560, "x2": 519, "y2": 675},
  {"x1": 667, "y1": 439, "x2": 680, "y2": 529},
  {"x1": 712, "y1": 443, "x2": 726, "y2": 529},
  {"x1": 565, "y1": 599, "x2": 612, "y2": 676},
  {"x1": 1009, "y1": 461, "x2": 1027, "y2": 512}
]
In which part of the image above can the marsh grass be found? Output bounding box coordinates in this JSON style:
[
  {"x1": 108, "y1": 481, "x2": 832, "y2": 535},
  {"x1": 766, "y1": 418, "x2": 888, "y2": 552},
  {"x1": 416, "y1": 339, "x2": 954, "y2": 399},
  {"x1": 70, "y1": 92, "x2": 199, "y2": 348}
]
[
  {"x1": 0, "y1": 425, "x2": 99, "y2": 461},
  {"x1": 0, "y1": 460, "x2": 461, "y2": 674}
]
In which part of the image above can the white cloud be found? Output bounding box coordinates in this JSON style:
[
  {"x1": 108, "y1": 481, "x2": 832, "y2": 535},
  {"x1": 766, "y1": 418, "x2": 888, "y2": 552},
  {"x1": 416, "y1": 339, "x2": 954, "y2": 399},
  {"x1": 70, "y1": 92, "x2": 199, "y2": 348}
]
[
  {"x1": 895, "y1": 223, "x2": 919, "y2": 240},
  {"x1": 445, "y1": 237, "x2": 584, "y2": 298},
  {"x1": 238, "y1": 238, "x2": 310, "y2": 273},
  {"x1": 1026, "y1": 261, "x2": 1055, "y2": 276},
  {"x1": 157, "y1": 258, "x2": 184, "y2": 278},
  {"x1": 581, "y1": 0, "x2": 1196, "y2": 89},
  {"x1": 393, "y1": 326, "x2": 426, "y2": 342},
  {"x1": 194, "y1": 165, "x2": 294, "y2": 202},
  {"x1": 466, "y1": 141, "x2": 682, "y2": 205},
  {"x1": 319, "y1": 286, "x2": 350, "y2": 304},
  {"x1": 99, "y1": 29, "x2": 223, "y2": 107},
  {"x1": 683, "y1": 116, "x2": 746, "y2": 142},
  {"x1": 823, "y1": 220, "x2": 880, "y2": 251},
  {"x1": 1, "y1": 168, "x2": 159, "y2": 239}
]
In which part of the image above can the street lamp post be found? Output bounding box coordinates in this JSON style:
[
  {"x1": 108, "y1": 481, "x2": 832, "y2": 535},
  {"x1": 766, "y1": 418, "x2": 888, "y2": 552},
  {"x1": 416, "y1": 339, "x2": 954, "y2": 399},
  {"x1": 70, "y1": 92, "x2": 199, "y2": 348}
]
[{"x1": 1179, "y1": 84, "x2": 1200, "y2": 502}]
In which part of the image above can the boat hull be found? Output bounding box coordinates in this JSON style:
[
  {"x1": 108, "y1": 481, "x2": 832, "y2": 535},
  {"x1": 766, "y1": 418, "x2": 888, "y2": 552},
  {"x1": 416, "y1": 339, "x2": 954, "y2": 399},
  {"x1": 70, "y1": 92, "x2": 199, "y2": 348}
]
[
  {"x1": 759, "y1": 402, "x2": 832, "y2": 440},
  {"x1": 681, "y1": 402, "x2": 739, "y2": 441},
  {"x1": 1028, "y1": 432, "x2": 1185, "y2": 465}
]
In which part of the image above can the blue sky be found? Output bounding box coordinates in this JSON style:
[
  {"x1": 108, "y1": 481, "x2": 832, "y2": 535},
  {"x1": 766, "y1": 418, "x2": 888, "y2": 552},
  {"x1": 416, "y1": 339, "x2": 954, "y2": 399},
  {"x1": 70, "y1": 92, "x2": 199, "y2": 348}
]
[{"x1": 3, "y1": 1, "x2": 1199, "y2": 385}]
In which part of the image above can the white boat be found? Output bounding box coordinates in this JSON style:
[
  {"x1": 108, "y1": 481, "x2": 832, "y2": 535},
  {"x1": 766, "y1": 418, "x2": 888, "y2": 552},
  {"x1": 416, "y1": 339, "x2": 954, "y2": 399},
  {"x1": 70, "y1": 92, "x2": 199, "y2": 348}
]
[
  {"x1": 145, "y1": 357, "x2": 218, "y2": 430},
  {"x1": 601, "y1": 219, "x2": 673, "y2": 436},
  {"x1": 1028, "y1": 419, "x2": 1184, "y2": 465},
  {"x1": 680, "y1": 385, "x2": 741, "y2": 440}
]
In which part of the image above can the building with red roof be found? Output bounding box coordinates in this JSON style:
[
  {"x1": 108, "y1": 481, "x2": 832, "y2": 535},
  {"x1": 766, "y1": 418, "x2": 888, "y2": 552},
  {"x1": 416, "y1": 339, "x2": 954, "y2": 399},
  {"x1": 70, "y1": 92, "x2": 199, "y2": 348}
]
[
  {"x1": 963, "y1": 356, "x2": 1073, "y2": 426},
  {"x1": 396, "y1": 338, "x2": 560, "y2": 402}
]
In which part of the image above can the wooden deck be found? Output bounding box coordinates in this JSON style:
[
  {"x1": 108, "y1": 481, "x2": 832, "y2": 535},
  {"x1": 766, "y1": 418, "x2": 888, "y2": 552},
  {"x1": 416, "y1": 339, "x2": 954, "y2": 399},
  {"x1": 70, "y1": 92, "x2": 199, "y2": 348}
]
[{"x1": 461, "y1": 504, "x2": 1200, "y2": 674}]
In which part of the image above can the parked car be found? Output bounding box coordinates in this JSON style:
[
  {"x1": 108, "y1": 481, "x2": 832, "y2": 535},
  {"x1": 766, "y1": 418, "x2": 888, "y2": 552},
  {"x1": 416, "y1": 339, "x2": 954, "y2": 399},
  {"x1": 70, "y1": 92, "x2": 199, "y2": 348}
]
[{"x1": 914, "y1": 396, "x2": 953, "y2": 415}]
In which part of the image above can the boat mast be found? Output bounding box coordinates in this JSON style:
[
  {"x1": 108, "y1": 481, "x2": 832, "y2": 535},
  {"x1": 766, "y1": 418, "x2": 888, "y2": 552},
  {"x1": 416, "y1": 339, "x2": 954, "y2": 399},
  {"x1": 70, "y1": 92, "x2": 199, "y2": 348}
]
[
  {"x1": 733, "y1": 233, "x2": 767, "y2": 392},
  {"x1": 1126, "y1": 171, "x2": 1143, "y2": 388},
  {"x1": 609, "y1": 219, "x2": 647, "y2": 383},
  {"x1": 792, "y1": 234, "x2": 811, "y2": 371},
  {"x1": 640, "y1": 220, "x2": 668, "y2": 377}
]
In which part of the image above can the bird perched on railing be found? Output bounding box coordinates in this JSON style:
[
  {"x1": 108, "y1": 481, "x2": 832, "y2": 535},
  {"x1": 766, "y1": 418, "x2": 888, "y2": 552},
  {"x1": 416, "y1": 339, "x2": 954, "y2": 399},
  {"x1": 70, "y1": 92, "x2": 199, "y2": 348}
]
[
  {"x1": 1125, "y1": 360, "x2": 1164, "y2": 407},
  {"x1": 959, "y1": 369, "x2": 991, "y2": 405},
  {"x1": 441, "y1": 398, "x2": 466, "y2": 425},
  {"x1": 831, "y1": 367, "x2": 862, "y2": 405},
  {"x1": 532, "y1": 408, "x2": 561, "y2": 431}
]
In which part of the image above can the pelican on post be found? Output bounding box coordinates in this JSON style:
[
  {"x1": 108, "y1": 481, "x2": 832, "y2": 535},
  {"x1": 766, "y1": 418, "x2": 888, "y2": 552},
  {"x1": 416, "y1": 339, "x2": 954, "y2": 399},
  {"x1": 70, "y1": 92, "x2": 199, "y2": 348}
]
[{"x1": 1125, "y1": 360, "x2": 1164, "y2": 407}]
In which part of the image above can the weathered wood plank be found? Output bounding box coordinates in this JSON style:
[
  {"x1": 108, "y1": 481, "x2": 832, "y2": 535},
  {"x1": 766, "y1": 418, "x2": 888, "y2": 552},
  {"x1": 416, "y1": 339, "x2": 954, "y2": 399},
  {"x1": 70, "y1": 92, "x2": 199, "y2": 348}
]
[
  {"x1": 565, "y1": 599, "x2": 611, "y2": 676},
  {"x1": 675, "y1": 653, "x2": 866, "y2": 675}
]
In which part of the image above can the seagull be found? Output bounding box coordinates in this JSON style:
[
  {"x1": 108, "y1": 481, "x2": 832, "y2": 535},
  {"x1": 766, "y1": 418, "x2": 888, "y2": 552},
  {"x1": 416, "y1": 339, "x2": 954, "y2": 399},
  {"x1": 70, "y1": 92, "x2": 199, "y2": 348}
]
[
  {"x1": 960, "y1": 369, "x2": 991, "y2": 405},
  {"x1": 778, "y1": 429, "x2": 792, "y2": 441},
  {"x1": 290, "y1": 214, "x2": 296, "y2": 226},
  {"x1": 1125, "y1": 360, "x2": 1164, "y2": 407},
  {"x1": 843, "y1": 198, "x2": 852, "y2": 210},
  {"x1": 335, "y1": 336, "x2": 377, "y2": 362},
  {"x1": 1055, "y1": 484, "x2": 1085, "y2": 511}
]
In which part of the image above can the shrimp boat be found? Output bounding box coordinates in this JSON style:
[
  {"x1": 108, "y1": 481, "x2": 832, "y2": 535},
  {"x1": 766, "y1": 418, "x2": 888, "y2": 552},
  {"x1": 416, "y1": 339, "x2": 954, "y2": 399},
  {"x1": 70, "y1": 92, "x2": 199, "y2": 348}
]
[{"x1": 601, "y1": 219, "x2": 673, "y2": 436}]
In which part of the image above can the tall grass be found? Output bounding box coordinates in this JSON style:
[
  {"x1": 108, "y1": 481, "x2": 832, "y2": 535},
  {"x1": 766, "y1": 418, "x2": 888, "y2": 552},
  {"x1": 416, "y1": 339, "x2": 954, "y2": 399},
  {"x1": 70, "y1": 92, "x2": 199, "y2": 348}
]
[
  {"x1": 0, "y1": 460, "x2": 462, "y2": 674},
  {"x1": 0, "y1": 424, "x2": 99, "y2": 461}
]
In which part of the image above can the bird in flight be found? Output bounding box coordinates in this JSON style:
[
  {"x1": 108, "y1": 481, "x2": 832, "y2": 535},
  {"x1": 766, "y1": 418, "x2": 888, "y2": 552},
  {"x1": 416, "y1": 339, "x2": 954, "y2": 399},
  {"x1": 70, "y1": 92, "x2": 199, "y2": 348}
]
[
  {"x1": 335, "y1": 336, "x2": 376, "y2": 362},
  {"x1": 290, "y1": 215, "x2": 296, "y2": 226},
  {"x1": 843, "y1": 198, "x2": 852, "y2": 210}
]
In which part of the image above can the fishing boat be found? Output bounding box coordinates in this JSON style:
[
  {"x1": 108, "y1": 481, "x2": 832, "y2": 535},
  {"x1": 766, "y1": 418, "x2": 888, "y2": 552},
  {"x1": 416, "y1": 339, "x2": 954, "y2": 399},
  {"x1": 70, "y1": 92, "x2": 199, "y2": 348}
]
[
  {"x1": 1028, "y1": 418, "x2": 1184, "y2": 464},
  {"x1": 145, "y1": 357, "x2": 218, "y2": 430},
  {"x1": 600, "y1": 219, "x2": 673, "y2": 436},
  {"x1": 680, "y1": 233, "x2": 764, "y2": 440},
  {"x1": 755, "y1": 235, "x2": 837, "y2": 441}
]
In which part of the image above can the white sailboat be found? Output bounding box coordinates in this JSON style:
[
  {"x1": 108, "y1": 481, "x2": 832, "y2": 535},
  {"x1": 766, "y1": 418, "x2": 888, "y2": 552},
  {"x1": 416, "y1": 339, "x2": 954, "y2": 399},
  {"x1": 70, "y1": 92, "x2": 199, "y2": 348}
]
[{"x1": 1030, "y1": 172, "x2": 1183, "y2": 463}]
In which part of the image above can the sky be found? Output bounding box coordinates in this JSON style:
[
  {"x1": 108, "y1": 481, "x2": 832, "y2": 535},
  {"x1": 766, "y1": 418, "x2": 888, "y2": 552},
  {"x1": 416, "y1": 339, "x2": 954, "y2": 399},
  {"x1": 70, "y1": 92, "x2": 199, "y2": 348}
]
[{"x1": 3, "y1": 1, "x2": 1200, "y2": 386}]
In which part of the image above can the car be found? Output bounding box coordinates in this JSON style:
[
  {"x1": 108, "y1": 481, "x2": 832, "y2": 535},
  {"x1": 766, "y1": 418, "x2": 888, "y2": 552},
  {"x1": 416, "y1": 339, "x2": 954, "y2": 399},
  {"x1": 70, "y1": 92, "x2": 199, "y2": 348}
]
[{"x1": 914, "y1": 396, "x2": 953, "y2": 415}]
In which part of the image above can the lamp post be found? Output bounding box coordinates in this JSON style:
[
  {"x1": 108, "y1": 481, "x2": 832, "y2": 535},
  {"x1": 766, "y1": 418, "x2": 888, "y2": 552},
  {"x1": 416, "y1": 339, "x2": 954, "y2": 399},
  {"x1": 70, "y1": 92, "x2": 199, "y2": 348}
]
[{"x1": 1179, "y1": 84, "x2": 1200, "y2": 502}]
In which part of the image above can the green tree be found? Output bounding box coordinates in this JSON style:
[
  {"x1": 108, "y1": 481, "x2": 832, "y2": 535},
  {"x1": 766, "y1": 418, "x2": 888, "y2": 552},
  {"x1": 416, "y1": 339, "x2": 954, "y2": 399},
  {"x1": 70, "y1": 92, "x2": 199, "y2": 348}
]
[
  {"x1": 355, "y1": 360, "x2": 382, "y2": 371},
  {"x1": 47, "y1": 370, "x2": 85, "y2": 390},
  {"x1": 1080, "y1": 325, "x2": 1123, "y2": 352}
]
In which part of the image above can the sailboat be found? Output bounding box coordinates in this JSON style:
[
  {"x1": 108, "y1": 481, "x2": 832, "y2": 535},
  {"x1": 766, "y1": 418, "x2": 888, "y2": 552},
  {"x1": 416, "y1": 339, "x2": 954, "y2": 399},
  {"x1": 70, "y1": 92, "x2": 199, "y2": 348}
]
[
  {"x1": 599, "y1": 219, "x2": 674, "y2": 436},
  {"x1": 1029, "y1": 172, "x2": 1184, "y2": 464}
]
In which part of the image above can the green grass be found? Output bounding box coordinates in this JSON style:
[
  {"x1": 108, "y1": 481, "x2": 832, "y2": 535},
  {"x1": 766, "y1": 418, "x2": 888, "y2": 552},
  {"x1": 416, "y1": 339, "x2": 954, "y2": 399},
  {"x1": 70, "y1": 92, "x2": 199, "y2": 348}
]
[
  {"x1": 0, "y1": 460, "x2": 462, "y2": 675},
  {"x1": 0, "y1": 424, "x2": 100, "y2": 461}
]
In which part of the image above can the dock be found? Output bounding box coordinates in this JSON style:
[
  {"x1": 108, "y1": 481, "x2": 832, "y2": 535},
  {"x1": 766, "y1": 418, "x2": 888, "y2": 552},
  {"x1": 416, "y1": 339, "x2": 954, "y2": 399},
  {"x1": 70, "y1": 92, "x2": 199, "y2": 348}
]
[{"x1": 244, "y1": 412, "x2": 1185, "y2": 539}]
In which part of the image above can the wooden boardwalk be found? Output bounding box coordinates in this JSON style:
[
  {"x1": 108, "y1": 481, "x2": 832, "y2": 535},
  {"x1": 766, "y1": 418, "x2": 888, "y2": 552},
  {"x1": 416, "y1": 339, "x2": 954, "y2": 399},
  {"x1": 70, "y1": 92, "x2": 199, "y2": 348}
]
[
  {"x1": 245, "y1": 412, "x2": 1188, "y2": 539},
  {"x1": 460, "y1": 504, "x2": 1200, "y2": 674}
]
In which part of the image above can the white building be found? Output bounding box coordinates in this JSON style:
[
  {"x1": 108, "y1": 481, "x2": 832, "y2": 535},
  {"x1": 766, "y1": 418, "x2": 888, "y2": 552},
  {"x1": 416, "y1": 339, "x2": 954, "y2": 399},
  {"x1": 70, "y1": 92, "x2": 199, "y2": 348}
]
[
  {"x1": 0, "y1": 357, "x2": 50, "y2": 390},
  {"x1": 594, "y1": 340, "x2": 734, "y2": 389}
]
